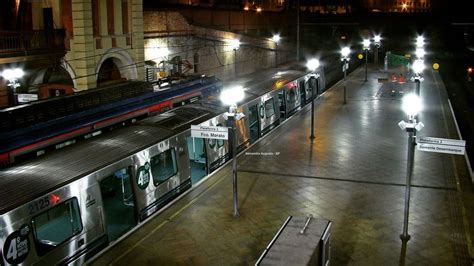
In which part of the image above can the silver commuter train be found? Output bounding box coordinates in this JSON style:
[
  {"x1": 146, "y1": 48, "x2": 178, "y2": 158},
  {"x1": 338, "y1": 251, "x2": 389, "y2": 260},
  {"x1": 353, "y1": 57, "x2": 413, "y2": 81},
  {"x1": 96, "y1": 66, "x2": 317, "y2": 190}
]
[{"x1": 0, "y1": 67, "x2": 325, "y2": 265}]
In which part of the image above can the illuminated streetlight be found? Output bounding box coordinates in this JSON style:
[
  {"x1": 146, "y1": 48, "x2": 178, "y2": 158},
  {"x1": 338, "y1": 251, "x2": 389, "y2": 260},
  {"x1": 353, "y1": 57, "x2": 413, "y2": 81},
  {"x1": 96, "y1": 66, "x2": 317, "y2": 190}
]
[
  {"x1": 373, "y1": 35, "x2": 382, "y2": 46},
  {"x1": 415, "y1": 48, "x2": 425, "y2": 59},
  {"x1": 412, "y1": 59, "x2": 425, "y2": 95},
  {"x1": 306, "y1": 58, "x2": 320, "y2": 71},
  {"x1": 398, "y1": 93, "x2": 424, "y2": 242},
  {"x1": 416, "y1": 36, "x2": 425, "y2": 48},
  {"x1": 228, "y1": 39, "x2": 240, "y2": 77},
  {"x1": 306, "y1": 58, "x2": 320, "y2": 140},
  {"x1": 363, "y1": 39, "x2": 371, "y2": 82},
  {"x1": 341, "y1": 46, "x2": 350, "y2": 104},
  {"x1": 273, "y1": 34, "x2": 281, "y2": 68},
  {"x1": 373, "y1": 34, "x2": 382, "y2": 64},
  {"x1": 228, "y1": 39, "x2": 240, "y2": 51},
  {"x1": 221, "y1": 86, "x2": 246, "y2": 217},
  {"x1": 1, "y1": 68, "x2": 24, "y2": 106}
]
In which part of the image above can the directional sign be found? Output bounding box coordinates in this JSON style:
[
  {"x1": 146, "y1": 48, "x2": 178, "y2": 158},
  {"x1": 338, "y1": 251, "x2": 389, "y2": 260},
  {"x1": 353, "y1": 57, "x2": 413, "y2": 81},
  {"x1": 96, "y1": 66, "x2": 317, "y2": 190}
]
[
  {"x1": 17, "y1": 93, "x2": 38, "y2": 103},
  {"x1": 342, "y1": 63, "x2": 349, "y2": 72},
  {"x1": 191, "y1": 125, "x2": 228, "y2": 140},
  {"x1": 417, "y1": 137, "x2": 466, "y2": 155}
]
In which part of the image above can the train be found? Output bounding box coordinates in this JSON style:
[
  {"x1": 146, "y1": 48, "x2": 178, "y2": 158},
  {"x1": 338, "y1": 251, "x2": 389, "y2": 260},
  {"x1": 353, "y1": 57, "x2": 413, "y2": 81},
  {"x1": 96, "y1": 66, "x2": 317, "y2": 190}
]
[
  {"x1": 0, "y1": 66, "x2": 325, "y2": 265},
  {"x1": 0, "y1": 75, "x2": 222, "y2": 167}
]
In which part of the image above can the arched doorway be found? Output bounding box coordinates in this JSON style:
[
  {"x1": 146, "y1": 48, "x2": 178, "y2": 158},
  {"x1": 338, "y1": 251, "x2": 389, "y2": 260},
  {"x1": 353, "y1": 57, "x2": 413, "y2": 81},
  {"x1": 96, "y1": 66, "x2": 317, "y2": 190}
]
[
  {"x1": 29, "y1": 65, "x2": 75, "y2": 99},
  {"x1": 97, "y1": 58, "x2": 124, "y2": 87}
]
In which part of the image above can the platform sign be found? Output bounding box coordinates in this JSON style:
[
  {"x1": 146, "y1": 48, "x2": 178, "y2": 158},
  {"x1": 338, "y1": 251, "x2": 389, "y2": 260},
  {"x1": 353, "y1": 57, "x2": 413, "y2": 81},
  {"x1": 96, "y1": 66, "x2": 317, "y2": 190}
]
[
  {"x1": 191, "y1": 125, "x2": 228, "y2": 140},
  {"x1": 342, "y1": 63, "x2": 349, "y2": 72},
  {"x1": 417, "y1": 137, "x2": 466, "y2": 155},
  {"x1": 17, "y1": 93, "x2": 38, "y2": 103}
]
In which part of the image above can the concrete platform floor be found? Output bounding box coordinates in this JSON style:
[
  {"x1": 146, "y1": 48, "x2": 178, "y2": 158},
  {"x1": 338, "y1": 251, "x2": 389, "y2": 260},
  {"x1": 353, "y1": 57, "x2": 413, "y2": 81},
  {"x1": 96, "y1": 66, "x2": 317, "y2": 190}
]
[{"x1": 90, "y1": 65, "x2": 474, "y2": 265}]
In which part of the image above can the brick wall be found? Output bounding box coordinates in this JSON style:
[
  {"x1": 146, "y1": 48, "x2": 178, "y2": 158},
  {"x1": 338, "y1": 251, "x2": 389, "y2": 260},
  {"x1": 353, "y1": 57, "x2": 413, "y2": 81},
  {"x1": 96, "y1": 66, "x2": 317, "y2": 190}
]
[{"x1": 144, "y1": 11, "x2": 291, "y2": 81}]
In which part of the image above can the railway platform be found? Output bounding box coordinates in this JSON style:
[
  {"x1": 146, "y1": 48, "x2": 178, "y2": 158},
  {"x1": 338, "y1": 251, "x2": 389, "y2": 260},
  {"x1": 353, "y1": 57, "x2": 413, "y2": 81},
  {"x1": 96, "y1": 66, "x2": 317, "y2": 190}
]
[{"x1": 89, "y1": 64, "x2": 474, "y2": 265}]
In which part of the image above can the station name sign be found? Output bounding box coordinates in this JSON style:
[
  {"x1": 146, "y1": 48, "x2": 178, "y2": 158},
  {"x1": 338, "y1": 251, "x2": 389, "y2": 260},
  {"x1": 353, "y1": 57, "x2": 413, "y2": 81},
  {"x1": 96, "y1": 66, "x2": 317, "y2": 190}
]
[
  {"x1": 417, "y1": 136, "x2": 466, "y2": 155},
  {"x1": 191, "y1": 125, "x2": 228, "y2": 140}
]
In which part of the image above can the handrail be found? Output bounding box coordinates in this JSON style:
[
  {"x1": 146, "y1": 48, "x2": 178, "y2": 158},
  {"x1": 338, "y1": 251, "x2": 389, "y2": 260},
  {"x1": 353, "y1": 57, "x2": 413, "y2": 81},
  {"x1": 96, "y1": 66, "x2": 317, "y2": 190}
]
[{"x1": 0, "y1": 29, "x2": 66, "y2": 54}]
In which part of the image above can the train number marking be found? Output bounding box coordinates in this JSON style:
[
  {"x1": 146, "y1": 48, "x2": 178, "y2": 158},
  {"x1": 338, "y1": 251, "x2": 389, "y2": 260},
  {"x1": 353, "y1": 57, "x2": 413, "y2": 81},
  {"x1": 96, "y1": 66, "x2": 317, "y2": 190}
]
[{"x1": 27, "y1": 196, "x2": 50, "y2": 215}]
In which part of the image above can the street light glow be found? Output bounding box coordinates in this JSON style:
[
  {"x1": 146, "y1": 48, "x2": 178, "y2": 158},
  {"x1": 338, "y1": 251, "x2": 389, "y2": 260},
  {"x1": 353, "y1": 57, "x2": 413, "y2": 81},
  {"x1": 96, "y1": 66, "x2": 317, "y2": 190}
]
[
  {"x1": 373, "y1": 35, "x2": 381, "y2": 44},
  {"x1": 412, "y1": 59, "x2": 425, "y2": 74},
  {"x1": 416, "y1": 36, "x2": 425, "y2": 48},
  {"x1": 1, "y1": 68, "x2": 24, "y2": 80},
  {"x1": 272, "y1": 34, "x2": 281, "y2": 44},
  {"x1": 228, "y1": 39, "x2": 241, "y2": 50},
  {"x1": 306, "y1": 58, "x2": 320, "y2": 71},
  {"x1": 415, "y1": 48, "x2": 425, "y2": 58},
  {"x1": 363, "y1": 39, "x2": 371, "y2": 49},
  {"x1": 402, "y1": 94, "x2": 422, "y2": 117},
  {"x1": 341, "y1": 47, "x2": 350, "y2": 58},
  {"x1": 220, "y1": 86, "x2": 245, "y2": 106}
]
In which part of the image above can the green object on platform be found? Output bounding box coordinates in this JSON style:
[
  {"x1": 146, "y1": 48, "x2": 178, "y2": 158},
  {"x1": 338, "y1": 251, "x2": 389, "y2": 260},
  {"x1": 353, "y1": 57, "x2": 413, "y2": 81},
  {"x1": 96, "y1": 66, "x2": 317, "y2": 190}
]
[{"x1": 388, "y1": 53, "x2": 410, "y2": 67}]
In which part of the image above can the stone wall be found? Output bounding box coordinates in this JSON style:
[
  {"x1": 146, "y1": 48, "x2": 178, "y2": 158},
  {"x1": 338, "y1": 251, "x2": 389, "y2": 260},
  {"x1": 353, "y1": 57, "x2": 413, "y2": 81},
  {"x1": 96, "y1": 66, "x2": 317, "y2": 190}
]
[{"x1": 144, "y1": 11, "x2": 292, "y2": 81}]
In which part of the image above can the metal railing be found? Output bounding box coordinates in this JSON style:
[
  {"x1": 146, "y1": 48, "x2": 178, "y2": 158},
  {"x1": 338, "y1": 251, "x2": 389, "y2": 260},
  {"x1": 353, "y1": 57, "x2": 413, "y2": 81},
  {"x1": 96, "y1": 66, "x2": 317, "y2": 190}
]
[{"x1": 0, "y1": 29, "x2": 66, "y2": 56}]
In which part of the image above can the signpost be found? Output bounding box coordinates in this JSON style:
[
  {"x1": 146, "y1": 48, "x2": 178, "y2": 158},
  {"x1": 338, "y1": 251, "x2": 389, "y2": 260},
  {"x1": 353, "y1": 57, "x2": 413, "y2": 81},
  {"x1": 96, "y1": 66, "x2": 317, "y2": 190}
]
[
  {"x1": 417, "y1": 137, "x2": 466, "y2": 155},
  {"x1": 191, "y1": 125, "x2": 228, "y2": 140}
]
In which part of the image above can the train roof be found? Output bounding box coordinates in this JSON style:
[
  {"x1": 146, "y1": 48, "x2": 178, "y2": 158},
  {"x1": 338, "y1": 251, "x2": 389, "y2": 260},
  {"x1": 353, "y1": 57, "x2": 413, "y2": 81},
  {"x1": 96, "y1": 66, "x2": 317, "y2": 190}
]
[
  {"x1": 224, "y1": 69, "x2": 308, "y2": 102},
  {"x1": 0, "y1": 105, "x2": 219, "y2": 214}
]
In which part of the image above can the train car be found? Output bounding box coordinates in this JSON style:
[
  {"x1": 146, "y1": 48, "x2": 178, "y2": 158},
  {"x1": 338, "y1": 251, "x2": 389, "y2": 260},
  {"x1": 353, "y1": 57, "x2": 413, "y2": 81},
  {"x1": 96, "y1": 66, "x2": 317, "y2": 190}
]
[
  {"x1": 0, "y1": 76, "x2": 222, "y2": 167},
  {"x1": 0, "y1": 105, "x2": 218, "y2": 265},
  {"x1": 0, "y1": 66, "x2": 326, "y2": 265}
]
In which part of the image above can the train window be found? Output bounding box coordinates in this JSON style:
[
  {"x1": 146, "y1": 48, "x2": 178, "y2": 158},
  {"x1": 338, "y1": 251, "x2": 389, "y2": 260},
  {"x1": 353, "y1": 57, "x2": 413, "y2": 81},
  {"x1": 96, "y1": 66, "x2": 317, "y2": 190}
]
[
  {"x1": 31, "y1": 198, "x2": 83, "y2": 256},
  {"x1": 209, "y1": 139, "x2": 216, "y2": 149},
  {"x1": 151, "y1": 148, "x2": 178, "y2": 185},
  {"x1": 264, "y1": 98, "x2": 275, "y2": 118}
]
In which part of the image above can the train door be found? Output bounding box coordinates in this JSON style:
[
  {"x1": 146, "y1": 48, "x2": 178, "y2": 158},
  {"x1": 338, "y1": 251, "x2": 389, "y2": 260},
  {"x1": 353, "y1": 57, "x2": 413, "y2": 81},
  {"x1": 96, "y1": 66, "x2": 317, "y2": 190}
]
[
  {"x1": 277, "y1": 91, "x2": 286, "y2": 119},
  {"x1": 187, "y1": 137, "x2": 207, "y2": 184},
  {"x1": 300, "y1": 82, "x2": 306, "y2": 105},
  {"x1": 99, "y1": 167, "x2": 137, "y2": 243},
  {"x1": 248, "y1": 104, "x2": 260, "y2": 142}
]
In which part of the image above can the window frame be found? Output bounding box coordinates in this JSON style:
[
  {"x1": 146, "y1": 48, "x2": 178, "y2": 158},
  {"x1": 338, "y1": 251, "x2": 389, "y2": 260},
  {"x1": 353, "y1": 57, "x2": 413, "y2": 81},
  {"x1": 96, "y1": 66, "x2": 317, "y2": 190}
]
[
  {"x1": 31, "y1": 197, "x2": 83, "y2": 257},
  {"x1": 264, "y1": 98, "x2": 275, "y2": 118},
  {"x1": 150, "y1": 148, "x2": 179, "y2": 186}
]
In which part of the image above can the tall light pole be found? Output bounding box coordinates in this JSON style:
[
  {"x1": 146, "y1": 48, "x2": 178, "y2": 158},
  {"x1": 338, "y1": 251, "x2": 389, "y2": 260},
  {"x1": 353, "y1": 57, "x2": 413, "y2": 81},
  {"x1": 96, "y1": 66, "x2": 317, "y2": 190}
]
[
  {"x1": 229, "y1": 39, "x2": 240, "y2": 78},
  {"x1": 221, "y1": 86, "x2": 246, "y2": 217},
  {"x1": 412, "y1": 59, "x2": 425, "y2": 96},
  {"x1": 306, "y1": 58, "x2": 320, "y2": 140},
  {"x1": 1, "y1": 68, "x2": 24, "y2": 106},
  {"x1": 341, "y1": 46, "x2": 350, "y2": 105},
  {"x1": 272, "y1": 34, "x2": 281, "y2": 68},
  {"x1": 398, "y1": 93, "x2": 424, "y2": 241},
  {"x1": 363, "y1": 39, "x2": 371, "y2": 82},
  {"x1": 373, "y1": 34, "x2": 381, "y2": 64}
]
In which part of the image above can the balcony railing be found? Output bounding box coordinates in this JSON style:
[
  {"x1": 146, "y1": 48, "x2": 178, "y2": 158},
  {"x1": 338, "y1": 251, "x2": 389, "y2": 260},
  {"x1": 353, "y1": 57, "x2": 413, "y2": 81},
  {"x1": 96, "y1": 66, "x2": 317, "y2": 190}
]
[{"x1": 0, "y1": 29, "x2": 67, "y2": 57}]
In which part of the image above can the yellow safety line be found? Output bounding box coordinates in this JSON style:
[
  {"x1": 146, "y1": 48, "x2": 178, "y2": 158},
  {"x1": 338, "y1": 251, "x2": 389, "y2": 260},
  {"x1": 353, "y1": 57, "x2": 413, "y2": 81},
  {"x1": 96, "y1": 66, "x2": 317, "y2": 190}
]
[
  {"x1": 109, "y1": 172, "x2": 227, "y2": 265},
  {"x1": 431, "y1": 69, "x2": 473, "y2": 260}
]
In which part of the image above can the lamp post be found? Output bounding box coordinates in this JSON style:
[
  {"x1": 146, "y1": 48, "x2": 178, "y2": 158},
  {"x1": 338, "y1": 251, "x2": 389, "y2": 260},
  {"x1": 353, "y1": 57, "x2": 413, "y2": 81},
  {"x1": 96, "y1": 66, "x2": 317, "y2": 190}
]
[
  {"x1": 373, "y1": 34, "x2": 381, "y2": 64},
  {"x1": 1, "y1": 68, "x2": 24, "y2": 106},
  {"x1": 221, "y1": 86, "x2": 246, "y2": 217},
  {"x1": 306, "y1": 58, "x2": 320, "y2": 140},
  {"x1": 229, "y1": 39, "x2": 240, "y2": 78},
  {"x1": 363, "y1": 39, "x2": 371, "y2": 82},
  {"x1": 272, "y1": 34, "x2": 281, "y2": 68},
  {"x1": 341, "y1": 46, "x2": 350, "y2": 105},
  {"x1": 412, "y1": 59, "x2": 425, "y2": 96},
  {"x1": 398, "y1": 93, "x2": 424, "y2": 241}
]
